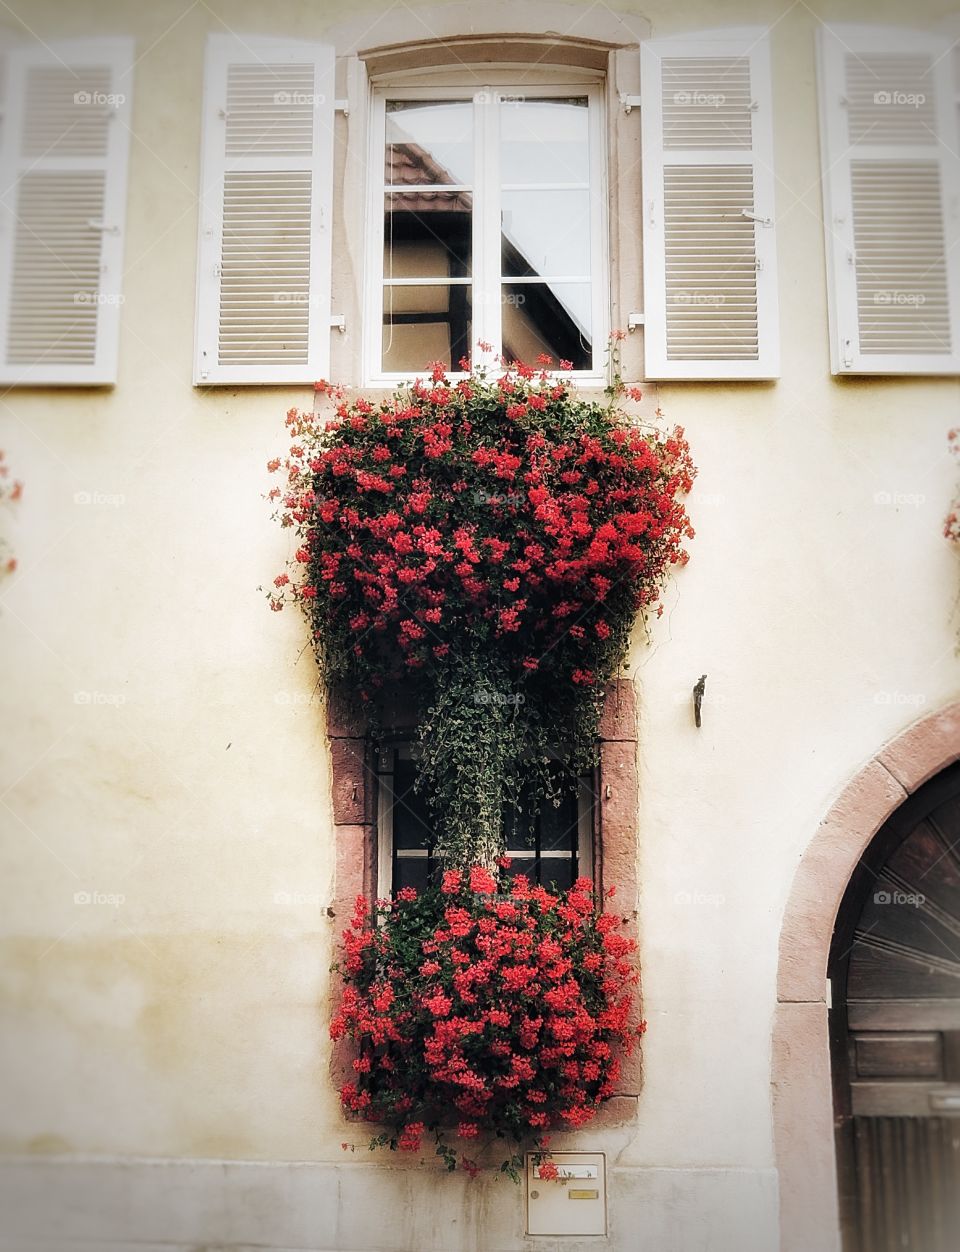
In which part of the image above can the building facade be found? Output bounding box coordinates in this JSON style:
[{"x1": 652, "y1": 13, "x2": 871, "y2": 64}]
[{"x1": 1, "y1": 1, "x2": 959, "y2": 1249}]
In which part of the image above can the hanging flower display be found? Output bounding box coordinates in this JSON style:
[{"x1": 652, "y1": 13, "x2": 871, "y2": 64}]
[
  {"x1": 267, "y1": 352, "x2": 694, "y2": 1172},
  {"x1": 267, "y1": 356, "x2": 695, "y2": 869},
  {"x1": 331, "y1": 864, "x2": 643, "y2": 1177}
]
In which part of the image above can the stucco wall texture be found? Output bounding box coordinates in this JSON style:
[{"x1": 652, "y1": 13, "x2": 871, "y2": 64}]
[{"x1": 1, "y1": 0, "x2": 959, "y2": 1249}]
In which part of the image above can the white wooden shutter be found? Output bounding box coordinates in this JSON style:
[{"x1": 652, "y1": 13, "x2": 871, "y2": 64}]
[
  {"x1": 817, "y1": 25, "x2": 960, "y2": 374},
  {"x1": 194, "y1": 35, "x2": 335, "y2": 386},
  {"x1": 640, "y1": 31, "x2": 780, "y2": 380},
  {"x1": 0, "y1": 37, "x2": 133, "y2": 386}
]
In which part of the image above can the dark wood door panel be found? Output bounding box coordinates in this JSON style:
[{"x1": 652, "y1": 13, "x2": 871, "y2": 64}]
[
  {"x1": 852, "y1": 1117, "x2": 960, "y2": 1252},
  {"x1": 830, "y1": 765, "x2": 960, "y2": 1252}
]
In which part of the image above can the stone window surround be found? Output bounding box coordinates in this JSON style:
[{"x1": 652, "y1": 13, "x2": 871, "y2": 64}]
[{"x1": 326, "y1": 678, "x2": 643, "y2": 1110}]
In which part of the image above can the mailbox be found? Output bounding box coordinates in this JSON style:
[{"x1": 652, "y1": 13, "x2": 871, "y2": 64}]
[{"x1": 526, "y1": 1152, "x2": 607, "y2": 1236}]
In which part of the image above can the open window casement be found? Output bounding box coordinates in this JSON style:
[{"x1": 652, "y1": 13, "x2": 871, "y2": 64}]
[
  {"x1": 817, "y1": 25, "x2": 960, "y2": 375},
  {"x1": 640, "y1": 31, "x2": 780, "y2": 380},
  {"x1": 194, "y1": 34, "x2": 335, "y2": 386},
  {"x1": 0, "y1": 37, "x2": 134, "y2": 386}
]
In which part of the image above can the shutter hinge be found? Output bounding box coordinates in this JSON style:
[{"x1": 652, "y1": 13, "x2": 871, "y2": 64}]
[
  {"x1": 627, "y1": 313, "x2": 644, "y2": 331},
  {"x1": 86, "y1": 219, "x2": 120, "y2": 235},
  {"x1": 729, "y1": 209, "x2": 773, "y2": 227},
  {"x1": 213, "y1": 262, "x2": 223, "y2": 277},
  {"x1": 335, "y1": 99, "x2": 349, "y2": 116},
  {"x1": 842, "y1": 337, "x2": 853, "y2": 368},
  {"x1": 619, "y1": 93, "x2": 642, "y2": 113},
  {"x1": 330, "y1": 314, "x2": 346, "y2": 333}
]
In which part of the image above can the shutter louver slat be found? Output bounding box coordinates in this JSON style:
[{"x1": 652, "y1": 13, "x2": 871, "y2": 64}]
[
  {"x1": 845, "y1": 56, "x2": 937, "y2": 144},
  {"x1": 194, "y1": 36, "x2": 335, "y2": 386},
  {"x1": 663, "y1": 164, "x2": 759, "y2": 361},
  {"x1": 225, "y1": 64, "x2": 316, "y2": 155},
  {"x1": 850, "y1": 161, "x2": 950, "y2": 355},
  {"x1": 661, "y1": 57, "x2": 753, "y2": 150},
  {"x1": 22, "y1": 67, "x2": 113, "y2": 156},
  {"x1": 817, "y1": 26, "x2": 960, "y2": 374},
  {"x1": 6, "y1": 171, "x2": 104, "y2": 364},
  {"x1": 0, "y1": 38, "x2": 133, "y2": 385},
  {"x1": 641, "y1": 31, "x2": 779, "y2": 379},
  {"x1": 217, "y1": 170, "x2": 312, "y2": 364}
]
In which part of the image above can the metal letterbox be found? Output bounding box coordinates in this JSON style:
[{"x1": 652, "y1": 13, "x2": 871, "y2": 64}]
[{"x1": 526, "y1": 1152, "x2": 607, "y2": 1236}]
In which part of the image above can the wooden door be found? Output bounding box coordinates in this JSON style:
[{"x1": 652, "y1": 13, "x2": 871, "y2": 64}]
[{"x1": 830, "y1": 763, "x2": 960, "y2": 1252}]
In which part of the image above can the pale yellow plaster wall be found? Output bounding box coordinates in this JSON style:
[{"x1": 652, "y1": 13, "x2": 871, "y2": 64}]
[{"x1": 0, "y1": 0, "x2": 957, "y2": 1213}]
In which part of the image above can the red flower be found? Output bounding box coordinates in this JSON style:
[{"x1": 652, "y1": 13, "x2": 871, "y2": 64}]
[{"x1": 469, "y1": 866, "x2": 497, "y2": 894}]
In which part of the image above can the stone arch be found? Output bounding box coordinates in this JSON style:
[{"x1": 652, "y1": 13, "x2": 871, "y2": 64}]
[
  {"x1": 320, "y1": 0, "x2": 649, "y2": 64},
  {"x1": 773, "y1": 702, "x2": 960, "y2": 1252}
]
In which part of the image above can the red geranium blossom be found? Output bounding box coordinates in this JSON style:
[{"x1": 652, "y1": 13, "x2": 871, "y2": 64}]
[{"x1": 331, "y1": 869, "x2": 642, "y2": 1176}]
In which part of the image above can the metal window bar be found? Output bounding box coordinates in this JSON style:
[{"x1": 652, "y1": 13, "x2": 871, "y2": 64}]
[{"x1": 378, "y1": 743, "x2": 592, "y2": 893}]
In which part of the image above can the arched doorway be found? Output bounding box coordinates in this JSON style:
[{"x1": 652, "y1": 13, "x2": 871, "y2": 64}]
[{"x1": 829, "y1": 761, "x2": 960, "y2": 1251}]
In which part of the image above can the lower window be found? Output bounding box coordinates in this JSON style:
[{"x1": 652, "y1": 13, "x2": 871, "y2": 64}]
[{"x1": 376, "y1": 744, "x2": 594, "y2": 894}]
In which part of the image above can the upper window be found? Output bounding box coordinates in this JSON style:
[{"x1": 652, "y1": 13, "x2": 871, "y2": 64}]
[{"x1": 366, "y1": 79, "x2": 608, "y2": 383}]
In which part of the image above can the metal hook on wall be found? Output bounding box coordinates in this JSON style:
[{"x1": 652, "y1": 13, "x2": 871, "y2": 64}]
[{"x1": 693, "y1": 675, "x2": 707, "y2": 729}]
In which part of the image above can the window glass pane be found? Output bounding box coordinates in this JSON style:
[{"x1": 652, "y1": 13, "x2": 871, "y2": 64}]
[
  {"x1": 392, "y1": 757, "x2": 433, "y2": 850},
  {"x1": 384, "y1": 191, "x2": 472, "y2": 281},
  {"x1": 385, "y1": 100, "x2": 473, "y2": 187},
  {"x1": 504, "y1": 855, "x2": 537, "y2": 879},
  {"x1": 394, "y1": 858, "x2": 433, "y2": 894},
  {"x1": 382, "y1": 283, "x2": 472, "y2": 373},
  {"x1": 501, "y1": 282, "x2": 592, "y2": 369},
  {"x1": 501, "y1": 190, "x2": 591, "y2": 280},
  {"x1": 499, "y1": 97, "x2": 589, "y2": 186},
  {"x1": 504, "y1": 812, "x2": 537, "y2": 852},
  {"x1": 539, "y1": 788, "x2": 579, "y2": 851},
  {"x1": 542, "y1": 859, "x2": 576, "y2": 892}
]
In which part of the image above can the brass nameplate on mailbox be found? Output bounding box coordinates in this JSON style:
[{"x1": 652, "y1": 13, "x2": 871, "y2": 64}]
[{"x1": 568, "y1": 1189, "x2": 600, "y2": 1200}]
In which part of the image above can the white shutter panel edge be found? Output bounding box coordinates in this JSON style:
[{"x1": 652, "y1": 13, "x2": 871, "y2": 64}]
[
  {"x1": 640, "y1": 29, "x2": 780, "y2": 380},
  {"x1": 817, "y1": 25, "x2": 960, "y2": 375},
  {"x1": 0, "y1": 37, "x2": 133, "y2": 386},
  {"x1": 194, "y1": 34, "x2": 335, "y2": 386}
]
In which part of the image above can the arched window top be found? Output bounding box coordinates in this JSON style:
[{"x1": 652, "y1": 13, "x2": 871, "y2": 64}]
[{"x1": 322, "y1": 0, "x2": 649, "y2": 74}]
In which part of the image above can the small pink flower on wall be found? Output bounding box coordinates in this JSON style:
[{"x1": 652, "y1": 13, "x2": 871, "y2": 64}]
[
  {"x1": 945, "y1": 429, "x2": 960, "y2": 546},
  {"x1": 0, "y1": 450, "x2": 23, "y2": 575}
]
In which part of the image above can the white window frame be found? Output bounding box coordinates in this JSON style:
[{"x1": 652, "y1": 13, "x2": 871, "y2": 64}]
[
  {"x1": 376, "y1": 742, "x2": 594, "y2": 895},
  {"x1": 363, "y1": 68, "x2": 609, "y2": 387}
]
